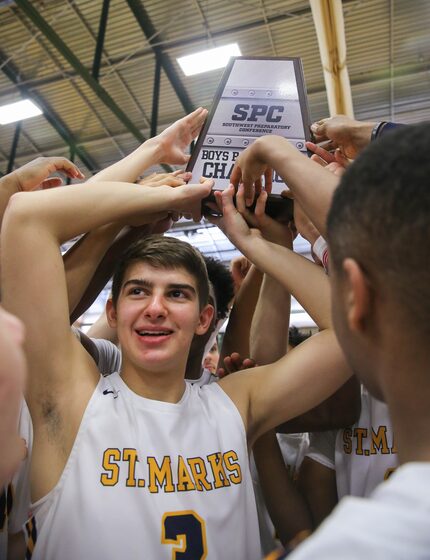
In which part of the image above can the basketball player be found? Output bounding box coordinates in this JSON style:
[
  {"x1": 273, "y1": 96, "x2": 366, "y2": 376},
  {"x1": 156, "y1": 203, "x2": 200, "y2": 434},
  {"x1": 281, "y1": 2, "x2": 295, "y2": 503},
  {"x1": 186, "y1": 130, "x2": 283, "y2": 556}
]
[
  {"x1": 2, "y1": 158, "x2": 351, "y2": 559},
  {"x1": 229, "y1": 124, "x2": 430, "y2": 557}
]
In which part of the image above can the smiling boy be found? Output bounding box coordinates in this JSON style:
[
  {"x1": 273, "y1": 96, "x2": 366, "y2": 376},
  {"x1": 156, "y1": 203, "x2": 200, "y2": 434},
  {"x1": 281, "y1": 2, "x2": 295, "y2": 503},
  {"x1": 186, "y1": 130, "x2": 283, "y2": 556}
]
[{"x1": 2, "y1": 170, "x2": 351, "y2": 559}]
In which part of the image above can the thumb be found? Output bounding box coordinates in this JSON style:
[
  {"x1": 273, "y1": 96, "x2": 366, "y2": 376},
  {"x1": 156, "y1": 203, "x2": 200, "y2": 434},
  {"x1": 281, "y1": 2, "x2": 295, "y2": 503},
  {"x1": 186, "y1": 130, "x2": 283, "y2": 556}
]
[{"x1": 40, "y1": 177, "x2": 64, "y2": 189}]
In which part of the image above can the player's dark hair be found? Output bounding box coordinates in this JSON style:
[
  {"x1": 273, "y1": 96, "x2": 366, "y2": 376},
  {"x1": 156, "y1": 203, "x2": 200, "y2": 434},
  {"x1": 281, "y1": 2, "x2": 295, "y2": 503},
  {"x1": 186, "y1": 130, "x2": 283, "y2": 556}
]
[
  {"x1": 111, "y1": 235, "x2": 209, "y2": 310},
  {"x1": 203, "y1": 256, "x2": 234, "y2": 320},
  {"x1": 327, "y1": 123, "x2": 430, "y2": 331},
  {"x1": 288, "y1": 326, "x2": 311, "y2": 348}
]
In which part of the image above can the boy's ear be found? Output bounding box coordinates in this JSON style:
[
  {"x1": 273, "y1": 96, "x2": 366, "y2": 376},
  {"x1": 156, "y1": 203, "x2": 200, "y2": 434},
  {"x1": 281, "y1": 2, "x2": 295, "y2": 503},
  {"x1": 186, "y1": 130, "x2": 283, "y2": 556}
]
[
  {"x1": 343, "y1": 258, "x2": 371, "y2": 333},
  {"x1": 106, "y1": 299, "x2": 117, "y2": 328},
  {"x1": 195, "y1": 304, "x2": 215, "y2": 336}
]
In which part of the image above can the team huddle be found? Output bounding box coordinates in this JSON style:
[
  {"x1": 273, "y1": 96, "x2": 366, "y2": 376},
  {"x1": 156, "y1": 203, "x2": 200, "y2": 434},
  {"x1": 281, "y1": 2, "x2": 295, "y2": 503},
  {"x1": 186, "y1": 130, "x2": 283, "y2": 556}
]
[{"x1": 1, "y1": 107, "x2": 430, "y2": 559}]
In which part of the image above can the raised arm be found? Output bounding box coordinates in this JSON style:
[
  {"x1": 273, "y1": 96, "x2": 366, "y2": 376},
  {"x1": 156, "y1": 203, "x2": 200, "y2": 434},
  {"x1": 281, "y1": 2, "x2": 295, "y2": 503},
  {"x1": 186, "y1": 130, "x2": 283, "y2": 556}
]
[
  {"x1": 230, "y1": 136, "x2": 339, "y2": 237},
  {"x1": 2, "y1": 180, "x2": 212, "y2": 385},
  {"x1": 210, "y1": 186, "x2": 331, "y2": 329},
  {"x1": 214, "y1": 187, "x2": 351, "y2": 441},
  {"x1": 86, "y1": 107, "x2": 207, "y2": 184},
  {"x1": 249, "y1": 223, "x2": 314, "y2": 546},
  {"x1": 66, "y1": 107, "x2": 208, "y2": 322},
  {"x1": 1, "y1": 179, "x2": 212, "y2": 498},
  {"x1": 0, "y1": 156, "x2": 84, "y2": 229}
]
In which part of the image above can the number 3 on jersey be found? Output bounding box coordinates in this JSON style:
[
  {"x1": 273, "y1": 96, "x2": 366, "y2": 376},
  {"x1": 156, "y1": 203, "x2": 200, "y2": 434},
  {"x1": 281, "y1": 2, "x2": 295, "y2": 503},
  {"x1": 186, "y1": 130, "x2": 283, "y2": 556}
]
[{"x1": 162, "y1": 510, "x2": 207, "y2": 559}]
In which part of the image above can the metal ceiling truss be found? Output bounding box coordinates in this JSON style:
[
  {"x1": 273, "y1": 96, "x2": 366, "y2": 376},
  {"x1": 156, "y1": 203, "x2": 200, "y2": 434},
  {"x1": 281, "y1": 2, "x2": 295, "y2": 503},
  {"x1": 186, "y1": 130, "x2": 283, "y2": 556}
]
[
  {"x1": 0, "y1": 49, "x2": 98, "y2": 172},
  {"x1": 14, "y1": 0, "x2": 172, "y2": 172},
  {"x1": 126, "y1": 0, "x2": 195, "y2": 114},
  {"x1": 12, "y1": 8, "x2": 127, "y2": 161},
  {"x1": 15, "y1": 0, "x2": 146, "y2": 143},
  {"x1": 67, "y1": 0, "x2": 152, "y2": 130}
]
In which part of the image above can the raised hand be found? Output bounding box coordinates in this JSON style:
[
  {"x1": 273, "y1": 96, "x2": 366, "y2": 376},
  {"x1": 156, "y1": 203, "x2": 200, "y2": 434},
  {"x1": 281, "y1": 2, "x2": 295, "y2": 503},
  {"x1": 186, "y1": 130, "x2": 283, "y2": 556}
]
[
  {"x1": 236, "y1": 185, "x2": 293, "y2": 247},
  {"x1": 169, "y1": 179, "x2": 214, "y2": 222},
  {"x1": 217, "y1": 352, "x2": 257, "y2": 378},
  {"x1": 230, "y1": 255, "x2": 252, "y2": 293},
  {"x1": 156, "y1": 107, "x2": 208, "y2": 165},
  {"x1": 306, "y1": 141, "x2": 348, "y2": 177},
  {"x1": 310, "y1": 115, "x2": 374, "y2": 159},
  {"x1": 138, "y1": 170, "x2": 192, "y2": 188},
  {"x1": 230, "y1": 140, "x2": 273, "y2": 207},
  {"x1": 207, "y1": 184, "x2": 254, "y2": 248},
  {"x1": 11, "y1": 156, "x2": 85, "y2": 191}
]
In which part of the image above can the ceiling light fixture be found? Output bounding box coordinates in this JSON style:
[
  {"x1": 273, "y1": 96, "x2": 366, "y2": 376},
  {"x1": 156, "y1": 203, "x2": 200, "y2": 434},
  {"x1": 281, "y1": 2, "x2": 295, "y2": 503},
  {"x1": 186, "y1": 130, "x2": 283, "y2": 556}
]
[
  {"x1": 0, "y1": 99, "x2": 43, "y2": 125},
  {"x1": 177, "y1": 43, "x2": 241, "y2": 76}
]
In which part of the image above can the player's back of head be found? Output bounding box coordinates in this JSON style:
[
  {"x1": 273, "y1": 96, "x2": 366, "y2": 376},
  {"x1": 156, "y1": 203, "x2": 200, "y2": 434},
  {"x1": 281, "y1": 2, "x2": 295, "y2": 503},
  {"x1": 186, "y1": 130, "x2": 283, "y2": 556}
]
[
  {"x1": 327, "y1": 123, "x2": 430, "y2": 335},
  {"x1": 203, "y1": 256, "x2": 234, "y2": 321},
  {"x1": 111, "y1": 234, "x2": 210, "y2": 309}
]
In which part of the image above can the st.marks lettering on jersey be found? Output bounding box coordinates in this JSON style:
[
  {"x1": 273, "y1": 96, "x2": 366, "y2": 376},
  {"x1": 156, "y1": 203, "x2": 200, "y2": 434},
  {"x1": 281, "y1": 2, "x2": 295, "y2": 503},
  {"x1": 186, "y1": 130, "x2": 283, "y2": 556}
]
[
  {"x1": 342, "y1": 425, "x2": 397, "y2": 456},
  {"x1": 100, "y1": 448, "x2": 242, "y2": 492}
]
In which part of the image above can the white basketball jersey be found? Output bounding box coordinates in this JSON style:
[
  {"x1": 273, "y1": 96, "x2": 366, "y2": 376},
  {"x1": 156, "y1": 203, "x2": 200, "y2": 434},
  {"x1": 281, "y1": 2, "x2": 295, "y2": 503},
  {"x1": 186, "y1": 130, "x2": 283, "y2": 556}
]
[
  {"x1": 25, "y1": 373, "x2": 260, "y2": 560},
  {"x1": 307, "y1": 387, "x2": 398, "y2": 499},
  {"x1": 0, "y1": 399, "x2": 33, "y2": 558}
]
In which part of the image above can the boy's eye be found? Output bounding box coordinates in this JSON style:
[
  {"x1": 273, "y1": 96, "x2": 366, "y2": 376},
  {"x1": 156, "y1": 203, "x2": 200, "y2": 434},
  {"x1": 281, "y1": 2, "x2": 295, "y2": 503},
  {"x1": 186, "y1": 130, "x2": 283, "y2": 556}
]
[
  {"x1": 170, "y1": 289, "x2": 186, "y2": 299},
  {"x1": 129, "y1": 287, "x2": 144, "y2": 296}
]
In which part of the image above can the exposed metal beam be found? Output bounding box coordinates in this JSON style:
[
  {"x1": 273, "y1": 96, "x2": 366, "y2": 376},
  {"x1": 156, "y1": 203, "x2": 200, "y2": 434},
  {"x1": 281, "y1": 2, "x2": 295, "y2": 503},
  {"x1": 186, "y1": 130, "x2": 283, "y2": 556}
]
[
  {"x1": 7, "y1": 121, "x2": 21, "y2": 173},
  {"x1": 151, "y1": 55, "x2": 161, "y2": 138},
  {"x1": 126, "y1": 0, "x2": 194, "y2": 114},
  {"x1": 15, "y1": 0, "x2": 146, "y2": 143},
  {"x1": 92, "y1": 0, "x2": 111, "y2": 81},
  {"x1": 0, "y1": 0, "x2": 367, "y2": 96},
  {"x1": 0, "y1": 49, "x2": 98, "y2": 172},
  {"x1": 68, "y1": 0, "x2": 151, "y2": 129},
  {"x1": 13, "y1": 8, "x2": 126, "y2": 160}
]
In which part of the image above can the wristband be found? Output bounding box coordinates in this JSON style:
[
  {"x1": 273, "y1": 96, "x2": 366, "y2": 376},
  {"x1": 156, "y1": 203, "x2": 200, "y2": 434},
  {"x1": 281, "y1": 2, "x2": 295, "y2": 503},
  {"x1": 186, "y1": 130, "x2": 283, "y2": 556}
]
[{"x1": 371, "y1": 121, "x2": 387, "y2": 141}]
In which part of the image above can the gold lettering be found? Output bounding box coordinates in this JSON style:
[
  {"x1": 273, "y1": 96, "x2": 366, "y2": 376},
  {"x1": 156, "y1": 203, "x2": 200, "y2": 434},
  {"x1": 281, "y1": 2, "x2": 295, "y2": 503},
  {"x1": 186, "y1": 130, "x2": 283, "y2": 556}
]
[
  {"x1": 207, "y1": 453, "x2": 231, "y2": 489},
  {"x1": 177, "y1": 456, "x2": 196, "y2": 492},
  {"x1": 123, "y1": 448, "x2": 139, "y2": 487},
  {"x1": 370, "y1": 426, "x2": 390, "y2": 455},
  {"x1": 147, "y1": 456, "x2": 174, "y2": 493},
  {"x1": 354, "y1": 428, "x2": 367, "y2": 455},
  {"x1": 343, "y1": 428, "x2": 352, "y2": 454},
  {"x1": 100, "y1": 448, "x2": 121, "y2": 486},
  {"x1": 187, "y1": 457, "x2": 213, "y2": 491},
  {"x1": 223, "y1": 451, "x2": 242, "y2": 484}
]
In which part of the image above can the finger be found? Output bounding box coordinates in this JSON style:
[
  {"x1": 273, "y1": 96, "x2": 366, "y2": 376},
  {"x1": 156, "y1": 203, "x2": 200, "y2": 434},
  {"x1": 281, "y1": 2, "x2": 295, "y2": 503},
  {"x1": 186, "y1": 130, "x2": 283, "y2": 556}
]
[
  {"x1": 242, "y1": 175, "x2": 255, "y2": 207},
  {"x1": 310, "y1": 154, "x2": 328, "y2": 168},
  {"x1": 214, "y1": 189, "x2": 224, "y2": 213},
  {"x1": 190, "y1": 107, "x2": 208, "y2": 137},
  {"x1": 305, "y1": 141, "x2": 336, "y2": 163},
  {"x1": 254, "y1": 176, "x2": 262, "y2": 197},
  {"x1": 310, "y1": 119, "x2": 328, "y2": 142},
  {"x1": 223, "y1": 356, "x2": 234, "y2": 374},
  {"x1": 217, "y1": 367, "x2": 226, "y2": 378},
  {"x1": 177, "y1": 171, "x2": 192, "y2": 182},
  {"x1": 264, "y1": 168, "x2": 273, "y2": 194},
  {"x1": 165, "y1": 178, "x2": 186, "y2": 187},
  {"x1": 230, "y1": 164, "x2": 242, "y2": 189},
  {"x1": 242, "y1": 358, "x2": 256, "y2": 369},
  {"x1": 230, "y1": 353, "x2": 243, "y2": 372},
  {"x1": 40, "y1": 177, "x2": 64, "y2": 189},
  {"x1": 50, "y1": 157, "x2": 85, "y2": 179},
  {"x1": 334, "y1": 149, "x2": 350, "y2": 168},
  {"x1": 280, "y1": 188, "x2": 294, "y2": 200},
  {"x1": 221, "y1": 184, "x2": 238, "y2": 216},
  {"x1": 254, "y1": 190, "x2": 268, "y2": 220},
  {"x1": 236, "y1": 183, "x2": 247, "y2": 215}
]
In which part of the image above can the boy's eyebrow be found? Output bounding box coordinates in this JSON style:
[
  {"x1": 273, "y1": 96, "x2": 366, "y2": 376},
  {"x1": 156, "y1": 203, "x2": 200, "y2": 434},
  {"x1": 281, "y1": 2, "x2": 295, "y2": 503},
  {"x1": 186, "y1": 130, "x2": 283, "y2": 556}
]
[
  {"x1": 122, "y1": 278, "x2": 152, "y2": 291},
  {"x1": 122, "y1": 278, "x2": 197, "y2": 295}
]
